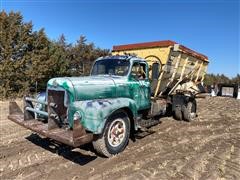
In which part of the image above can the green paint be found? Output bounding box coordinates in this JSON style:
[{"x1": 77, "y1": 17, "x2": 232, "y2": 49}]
[
  {"x1": 69, "y1": 98, "x2": 138, "y2": 133},
  {"x1": 46, "y1": 56, "x2": 151, "y2": 134}
]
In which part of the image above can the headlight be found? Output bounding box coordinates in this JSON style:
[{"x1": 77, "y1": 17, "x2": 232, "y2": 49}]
[{"x1": 73, "y1": 111, "x2": 81, "y2": 121}]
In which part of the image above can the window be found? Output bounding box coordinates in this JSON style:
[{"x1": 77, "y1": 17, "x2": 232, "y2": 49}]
[
  {"x1": 152, "y1": 63, "x2": 159, "y2": 80},
  {"x1": 131, "y1": 62, "x2": 147, "y2": 80},
  {"x1": 91, "y1": 59, "x2": 130, "y2": 76}
]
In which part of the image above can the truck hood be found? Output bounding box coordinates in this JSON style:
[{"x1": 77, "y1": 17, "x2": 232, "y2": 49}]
[{"x1": 47, "y1": 76, "x2": 117, "y2": 101}]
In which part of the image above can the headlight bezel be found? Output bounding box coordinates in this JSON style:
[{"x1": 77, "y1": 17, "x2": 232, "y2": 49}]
[{"x1": 73, "y1": 111, "x2": 82, "y2": 121}]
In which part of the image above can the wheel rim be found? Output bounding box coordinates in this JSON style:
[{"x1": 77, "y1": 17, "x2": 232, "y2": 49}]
[{"x1": 107, "y1": 119, "x2": 126, "y2": 147}]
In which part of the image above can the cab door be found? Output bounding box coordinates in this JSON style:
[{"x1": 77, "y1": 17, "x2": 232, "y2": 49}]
[{"x1": 130, "y1": 61, "x2": 151, "y2": 110}]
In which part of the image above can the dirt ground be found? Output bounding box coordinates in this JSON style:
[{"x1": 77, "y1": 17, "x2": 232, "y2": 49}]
[{"x1": 0, "y1": 97, "x2": 239, "y2": 180}]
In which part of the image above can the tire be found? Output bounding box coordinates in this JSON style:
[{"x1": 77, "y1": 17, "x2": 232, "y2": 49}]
[
  {"x1": 92, "y1": 110, "x2": 130, "y2": 157},
  {"x1": 174, "y1": 106, "x2": 183, "y2": 120},
  {"x1": 183, "y1": 100, "x2": 197, "y2": 122}
]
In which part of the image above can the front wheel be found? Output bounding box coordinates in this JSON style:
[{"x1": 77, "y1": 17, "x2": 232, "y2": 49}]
[{"x1": 93, "y1": 111, "x2": 130, "y2": 157}]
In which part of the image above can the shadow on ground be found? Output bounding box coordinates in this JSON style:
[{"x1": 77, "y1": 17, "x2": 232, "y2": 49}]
[{"x1": 26, "y1": 133, "x2": 98, "y2": 166}]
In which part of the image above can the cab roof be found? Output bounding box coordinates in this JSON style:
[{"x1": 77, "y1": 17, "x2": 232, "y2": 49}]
[{"x1": 97, "y1": 55, "x2": 146, "y2": 63}]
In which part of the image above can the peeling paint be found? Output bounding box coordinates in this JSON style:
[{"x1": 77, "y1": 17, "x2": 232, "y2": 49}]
[
  {"x1": 46, "y1": 57, "x2": 151, "y2": 134},
  {"x1": 69, "y1": 98, "x2": 138, "y2": 133}
]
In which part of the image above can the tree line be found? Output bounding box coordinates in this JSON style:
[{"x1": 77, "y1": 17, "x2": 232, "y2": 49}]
[
  {"x1": 0, "y1": 11, "x2": 239, "y2": 99},
  {"x1": 0, "y1": 11, "x2": 109, "y2": 98},
  {"x1": 204, "y1": 73, "x2": 240, "y2": 86}
]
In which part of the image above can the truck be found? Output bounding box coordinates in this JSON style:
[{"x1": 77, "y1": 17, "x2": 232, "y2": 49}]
[{"x1": 8, "y1": 40, "x2": 209, "y2": 157}]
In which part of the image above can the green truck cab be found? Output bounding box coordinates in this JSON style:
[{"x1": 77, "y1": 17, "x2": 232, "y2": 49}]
[{"x1": 9, "y1": 41, "x2": 208, "y2": 157}]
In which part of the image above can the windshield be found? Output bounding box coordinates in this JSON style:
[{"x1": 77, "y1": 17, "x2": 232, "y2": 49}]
[{"x1": 91, "y1": 59, "x2": 130, "y2": 76}]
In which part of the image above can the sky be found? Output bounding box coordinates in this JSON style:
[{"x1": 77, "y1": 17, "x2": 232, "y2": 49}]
[{"x1": 1, "y1": 0, "x2": 239, "y2": 77}]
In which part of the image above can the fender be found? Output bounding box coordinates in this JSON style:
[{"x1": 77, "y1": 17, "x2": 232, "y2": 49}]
[{"x1": 68, "y1": 98, "x2": 138, "y2": 134}]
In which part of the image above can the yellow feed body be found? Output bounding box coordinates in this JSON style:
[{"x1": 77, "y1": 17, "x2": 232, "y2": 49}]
[
  {"x1": 112, "y1": 45, "x2": 208, "y2": 83},
  {"x1": 112, "y1": 46, "x2": 171, "y2": 65},
  {"x1": 112, "y1": 41, "x2": 209, "y2": 96}
]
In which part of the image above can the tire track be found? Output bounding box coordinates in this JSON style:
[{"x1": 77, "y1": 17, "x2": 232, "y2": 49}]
[{"x1": 0, "y1": 97, "x2": 239, "y2": 179}]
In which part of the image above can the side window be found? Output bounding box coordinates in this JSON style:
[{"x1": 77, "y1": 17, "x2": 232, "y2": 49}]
[
  {"x1": 152, "y1": 62, "x2": 159, "y2": 80},
  {"x1": 131, "y1": 62, "x2": 147, "y2": 80},
  {"x1": 92, "y1": 64, "x2": 105, "y2": 75}
]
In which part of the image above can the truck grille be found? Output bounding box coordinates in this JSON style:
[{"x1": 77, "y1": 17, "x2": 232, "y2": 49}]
[{"x1": 48, "y1": 89, "x2": 68, "y2": 129}]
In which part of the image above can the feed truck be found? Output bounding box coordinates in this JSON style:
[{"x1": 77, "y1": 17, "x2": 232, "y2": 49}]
[{"x1": 8, "y1": 40, "x2": 209, "y2": 157}]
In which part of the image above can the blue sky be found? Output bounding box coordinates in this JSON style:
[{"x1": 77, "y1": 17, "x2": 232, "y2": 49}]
[{"x1": 1, "y1": 0, "x2": 239, "y2": 77}]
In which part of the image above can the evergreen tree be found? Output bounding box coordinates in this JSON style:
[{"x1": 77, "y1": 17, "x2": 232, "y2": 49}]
[
  {"x1": 231, "y1": 74, "x2": 240, "y2": 84},
  {"x1": 0, "y1": 11, "x2": 36, "y2": 97},
  {"x1": 68, "y1": 35, "x2": 109, "y2": 76},
  {"x1": 0, "y1": 11, "x2": 52, "y2": 97},
  {"x1": 48, "y1": 34, "x2": 70, "y2": 78},
  {"x1": 204, "y1": 73, "x2": 239, "y2": 85},
  {"x1": 0, "y1": 11, "x2": 110, "y2": 98}
]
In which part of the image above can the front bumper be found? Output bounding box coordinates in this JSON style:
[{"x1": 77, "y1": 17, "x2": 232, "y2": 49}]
[{"x1": 8, "y1": 102, "x2": 93, "y2": 147}]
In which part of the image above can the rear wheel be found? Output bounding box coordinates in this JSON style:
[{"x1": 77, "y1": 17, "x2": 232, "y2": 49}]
[
  {"x1": 174, "y1": 106, "x2": 183, "y2": 120},
  {"x1": 93, "y1": 111, "x2": 130, "y2": 157},
  {"x1": 183, "y1": 100, "x2": 197, "y2": 121}
]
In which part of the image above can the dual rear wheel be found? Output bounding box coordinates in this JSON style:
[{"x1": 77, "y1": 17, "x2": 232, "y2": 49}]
[{"x1": 174, "y1": 99, "x2": 197, "y2": 121}]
